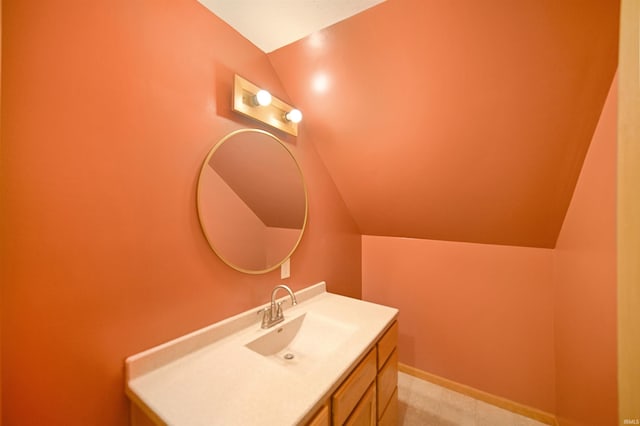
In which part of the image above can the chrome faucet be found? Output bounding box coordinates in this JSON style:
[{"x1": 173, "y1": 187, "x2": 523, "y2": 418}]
[{"x1": 259, "y1": 284, "x2": 298, "y2": 329}]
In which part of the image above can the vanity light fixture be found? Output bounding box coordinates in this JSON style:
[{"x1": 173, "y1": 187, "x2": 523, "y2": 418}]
[{"x1": 233, "y1": 74, "x2": 302, "y2": 136}]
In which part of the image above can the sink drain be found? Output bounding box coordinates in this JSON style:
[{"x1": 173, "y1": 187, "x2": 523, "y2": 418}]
[{"x1": 283, "y1": 353, "x2": 295, "y2": 360}]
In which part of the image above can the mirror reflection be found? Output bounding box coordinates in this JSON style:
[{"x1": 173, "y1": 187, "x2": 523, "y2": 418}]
[{"x1": 197, "y1": 129, "x2": 307, "y2": 274}]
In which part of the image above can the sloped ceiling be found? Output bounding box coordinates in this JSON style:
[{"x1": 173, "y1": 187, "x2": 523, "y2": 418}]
[{"x1": 266, "y1": 0, "x2": 619, "y2": 248}]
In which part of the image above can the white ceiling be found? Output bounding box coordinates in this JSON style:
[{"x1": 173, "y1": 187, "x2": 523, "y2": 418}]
[{"x1": 197, "y1": 0, "x2": 387, "y2": 53}]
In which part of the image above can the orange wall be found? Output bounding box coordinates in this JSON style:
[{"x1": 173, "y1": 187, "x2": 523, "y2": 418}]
[
  {"x1": 553, "y1": 75, "x2": 618, "y2": 426},
  {"x1": 361, "y1": 76, "x2": 618, "y2": 420},
  {"x1": 362, "y1": 236, "x2": 556, "y2": 412},
  {"x1": 268, "y1": 0, "x2": 619, "y2": 249},
  {"x1": 0, "y1": 0, "x2": 360, "y2": 424}
]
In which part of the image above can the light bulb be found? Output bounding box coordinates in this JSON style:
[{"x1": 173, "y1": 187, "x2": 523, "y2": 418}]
[
  {"x1": 255, "y1": 90, "x2": 272, "y2": 106},
  {"x1": 285, "y1": 109, "x2": 303, "y2": 123}
]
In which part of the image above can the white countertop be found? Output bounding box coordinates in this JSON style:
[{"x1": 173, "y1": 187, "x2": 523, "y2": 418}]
[{"x1": 125, "y1": 282, "x2": 398, "y2": 426}]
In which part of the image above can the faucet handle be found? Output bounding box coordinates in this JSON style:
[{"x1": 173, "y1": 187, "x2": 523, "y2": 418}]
[
  {"x1": 275, "y1": 301, "x2": 284, "y2": 318},
  {"x1": 257, "y1": 306, "x2": 272, "y2": 329}
]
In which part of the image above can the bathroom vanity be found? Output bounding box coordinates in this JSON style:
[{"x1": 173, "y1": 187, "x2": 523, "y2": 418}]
[
  {"x1": 125, "y1": 282, "x2": 398, "y2": 425},
  {"x1": 309, "y1": 320, "x2": 399, "y2": 426}
]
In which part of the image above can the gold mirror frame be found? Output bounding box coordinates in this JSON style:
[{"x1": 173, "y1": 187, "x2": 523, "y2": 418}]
[{"x1": 196, "y1": 129, "x2": 308, "y2": 274}]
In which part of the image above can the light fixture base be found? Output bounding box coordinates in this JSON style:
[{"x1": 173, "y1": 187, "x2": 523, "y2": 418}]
[{"x1": 232, "y1": 75, "x2": 300, "y2": 136}]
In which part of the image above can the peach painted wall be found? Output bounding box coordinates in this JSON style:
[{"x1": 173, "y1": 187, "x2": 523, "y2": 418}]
[
  {"x1": 0, "y1": 0, "x2": 360, "y2": 424},
  {"x1": 553, "y1": 75, "x2": 617, "y2": 426},
  {"x1": 361, "y1": 75, "x2": 618, "y2": 421},
  {"x1": 362, "y1": 236, "x2": 556, "y2": 412}
]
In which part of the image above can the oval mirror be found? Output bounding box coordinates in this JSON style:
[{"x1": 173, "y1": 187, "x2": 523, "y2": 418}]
[{"x1": 196, "y1": 129, "x2": 308, "y2": 274}]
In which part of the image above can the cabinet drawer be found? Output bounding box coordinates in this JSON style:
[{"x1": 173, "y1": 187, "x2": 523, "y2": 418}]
[
  {"x1": 377, "y1": 348, "x2": 398, "y2": 415},
  {"x1": 332, "y1": 348, "x2": 377, "y2": 425},
  {"x1": 377, "y1": 321, "x2": 398, "y2": 369},
  {"x1": 378, "y1": 387, "x2": 398, "y2": 426}
]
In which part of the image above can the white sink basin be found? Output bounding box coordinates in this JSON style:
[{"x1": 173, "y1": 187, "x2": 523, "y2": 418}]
[{"x1": 245, "y1": 311, "x2": 358, "y2": 373}]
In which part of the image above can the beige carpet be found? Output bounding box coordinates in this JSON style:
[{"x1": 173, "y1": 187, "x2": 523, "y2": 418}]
[{"x1": 397, "y1": 372, "x2": 547, "y2": 426}]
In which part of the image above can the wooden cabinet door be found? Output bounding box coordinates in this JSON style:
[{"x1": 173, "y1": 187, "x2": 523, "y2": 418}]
[
  {"x1": 377, "y1": 349, "x2": 398, "y2": 417},
  {"x1": 344, "y1": 383, "x2": 376, "y2": 426},
  {"x1": 332, "y1": 349, "x2": 377, "y2": 425},
  {"x1": 378, "y1": 387, "x2": 398, "y2": 426}
]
